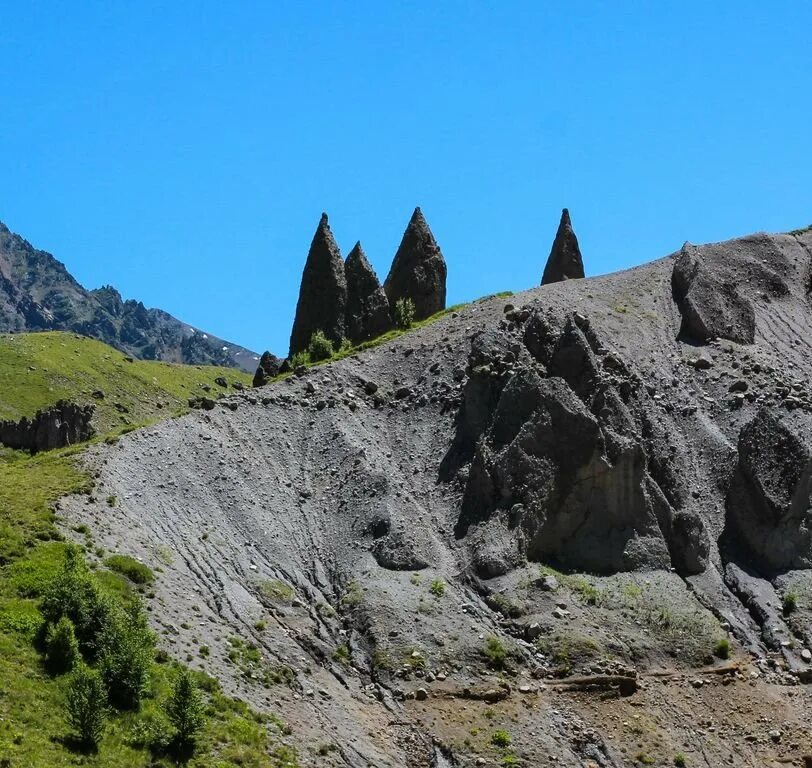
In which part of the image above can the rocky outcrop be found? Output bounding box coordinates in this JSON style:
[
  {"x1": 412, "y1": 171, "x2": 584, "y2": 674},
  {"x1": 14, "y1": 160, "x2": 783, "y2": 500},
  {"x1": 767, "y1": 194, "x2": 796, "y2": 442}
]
[
  {"x1": 344, "y1": 242, "x2": 392, "y2": 344},
  {"x1": 726, "y1": 408, "x2": 812, "y2": 572},
  {"x1": 541, "y1": 209, "x2": 584, "y2": 285},
  {"x1": 253, "y1": 351, "x2": 282, "y2": 387},
  {"x1": 289, "y1": 214, "x2": 347, "y2": 357},
  {"x1": 0, "y1": 400, "x2": 95, "y2": 453},
  {"x1": 671, "y1": 234, "x2": 792, "y2": 345},
  {"x1": 383, "y1": 207, "x2": 446, "y2": 320}
]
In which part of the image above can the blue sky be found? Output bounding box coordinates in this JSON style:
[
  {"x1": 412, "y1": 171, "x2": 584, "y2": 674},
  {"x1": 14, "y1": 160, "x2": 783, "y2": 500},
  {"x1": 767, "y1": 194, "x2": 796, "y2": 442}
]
[{"x1": 1, "y1": 2, "x2": 810, "y2": 355}]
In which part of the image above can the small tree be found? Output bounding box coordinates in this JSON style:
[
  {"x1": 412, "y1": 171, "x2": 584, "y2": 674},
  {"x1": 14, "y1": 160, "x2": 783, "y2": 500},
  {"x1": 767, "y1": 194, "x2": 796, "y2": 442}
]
[
  {"x1": 393, "y1": 298, "x2": 415, "y2": 329},
  {"x1": 165, "y1": 669, "x2": 205, "y2": 747},
  {"x1": 46, "y1": 615, "x2": 80, "y2": 674},
  {"x1": 98, "y1": 601, "x2": 154, "y2": 710},
  {"x1": 65, "y1": 665, "x2": 107, "y2": 748},
  {"x1": 307, "y1": 330, "x2": 335, "y2": 362}
]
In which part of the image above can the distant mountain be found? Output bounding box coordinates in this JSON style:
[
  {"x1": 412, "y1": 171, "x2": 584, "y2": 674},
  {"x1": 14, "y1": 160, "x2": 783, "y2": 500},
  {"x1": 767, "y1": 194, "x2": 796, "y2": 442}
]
[{"x1": 0, "y1": 221, "x2": 257, "y2": 371}]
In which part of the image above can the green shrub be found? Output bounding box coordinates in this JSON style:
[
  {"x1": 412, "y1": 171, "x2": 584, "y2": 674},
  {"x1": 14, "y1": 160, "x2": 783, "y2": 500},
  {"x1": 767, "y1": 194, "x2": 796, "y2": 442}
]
[
  {"x1": 105, "y1": 554, "x2": 154, "y2": 584},
  {"x1": 40, "y1": 546, "x2": 112, "y2": 657},
  {"x1": 289, "y1": 350, "x2": 310, "y2": 368},
  {"x1": 98, "y1": 602, "x2": 154, "y2": 710},
  {"x1": 45, "y1": 615, "x2": 80, "y2": 674},
  {"x1": 674, "y1": 754, "x2": 687, "y2": 767},
  {"x1": 429, "y1": 579, "x2": 445, "y2": 598},
  {"x1": 332, "y1": 644, "x2": 350, "y2": 664},
  {"x1": 393, "y1": 298, "x2": 416, "y2": 329},
  {"x1": 483, "y1": 635, "x2": 507, "y2": 669},
  {"x1": 783, "y1": 590, "x2": 798, "y2": 614},
  {"x1": 307, "y1": 330, "x2": 335, "y2": 362},
  {"x1": 165, "y1": 668, "x2": 205, "y2": 747},
  {"x1": 713, "y1": 638, "x2": 730, "y2": 659},
  {"x1": 491, "y1": 729, "x2": 512, "y2": 747},
  {"x1": 65, "y1": 665, "x2": 108, "y2": 747}
]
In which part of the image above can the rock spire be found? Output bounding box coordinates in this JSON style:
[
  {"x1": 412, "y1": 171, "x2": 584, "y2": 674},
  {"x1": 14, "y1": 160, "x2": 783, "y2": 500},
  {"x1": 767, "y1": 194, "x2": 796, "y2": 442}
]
[
  {"x1": 541, "y1": 208, "x2": 585, "y2": 285},
  {"x1": 344, "y1": 242, "x2": 393, "y2": 344}
]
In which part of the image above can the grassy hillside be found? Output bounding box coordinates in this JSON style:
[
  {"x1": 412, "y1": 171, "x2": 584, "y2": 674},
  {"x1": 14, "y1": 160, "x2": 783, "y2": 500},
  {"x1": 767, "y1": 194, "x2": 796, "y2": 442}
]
[
  {"x1": 0, "y1": 331, "x2": 253, "y2": 434},
  {"x1": 0, "y1": 334, "x2": 298, "y2": 767}
]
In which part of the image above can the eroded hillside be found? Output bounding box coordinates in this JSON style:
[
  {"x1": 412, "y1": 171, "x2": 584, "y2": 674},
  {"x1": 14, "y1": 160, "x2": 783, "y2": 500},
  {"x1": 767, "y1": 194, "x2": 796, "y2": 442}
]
[{"x1": 60, "y1": 227, "x2": 812, "y2": 767}]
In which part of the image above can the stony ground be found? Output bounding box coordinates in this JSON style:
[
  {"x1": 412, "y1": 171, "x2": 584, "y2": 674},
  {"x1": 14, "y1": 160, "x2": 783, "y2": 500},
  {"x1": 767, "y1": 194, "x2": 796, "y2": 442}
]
[{"x1": 61, "y1": 227, "x2": 812, "y2": 767}]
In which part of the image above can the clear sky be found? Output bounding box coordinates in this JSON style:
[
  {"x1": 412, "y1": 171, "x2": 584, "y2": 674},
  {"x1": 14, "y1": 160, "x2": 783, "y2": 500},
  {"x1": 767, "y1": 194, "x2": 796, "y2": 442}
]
[{"x1": 1, "y1": 2, "x2": 810, "y2": 355}]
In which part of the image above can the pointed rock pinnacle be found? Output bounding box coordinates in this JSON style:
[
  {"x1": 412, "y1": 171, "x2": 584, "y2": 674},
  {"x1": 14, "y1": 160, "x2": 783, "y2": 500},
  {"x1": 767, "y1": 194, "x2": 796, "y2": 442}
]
[
  {"x1": 345, "y1": 242, "x2": 393, "y2": 344},
  {"x1": 541, "y1": 208, "x2": 585, "y2": 285}
]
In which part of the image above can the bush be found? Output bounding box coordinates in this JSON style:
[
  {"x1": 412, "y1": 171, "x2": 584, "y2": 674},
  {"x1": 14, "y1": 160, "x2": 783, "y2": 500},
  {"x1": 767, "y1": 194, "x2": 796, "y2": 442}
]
[
  {"x1": 674, "y1": 754, "x2": 687, "y2": 767},
  {"x1": 483, "y1": 635, "x2": 507, "y2": 669},
  {"x1": 713, "y1": 638, "x2": 730, "y2": 659},
  {"x1": 393, "y1": 298, "x2": 416, "y2": 329},
  {"x1": 165, "y1": 669, "x2": 205, "y2": 747},
  {"x1": 307, "y1": 330, "x2": 335, "y2": 362},
  {"x1": 783, "y1": 590, "x2": 798, "y2": 614},
  {"x1": 65, "y1": 665, "x2": 107, "y2": 748},
  {"x1": 491, "y1": 729, "x2": 512, "y2": 747},
  {"x1": 98, "y1": 602, "x2": 154, "y2": 709},
  {"x1": 429, "y1": 579, "x2": 445, "y2": 598},
  {"x1": 105, "y1": 554, "x2": 154, "y2": 585},
  {"x1": 46, "y1": 615, "x2": 80, "y2": 674},
  {"x1": 41, "y1": 546, "x2": 112, "y2": 657}
]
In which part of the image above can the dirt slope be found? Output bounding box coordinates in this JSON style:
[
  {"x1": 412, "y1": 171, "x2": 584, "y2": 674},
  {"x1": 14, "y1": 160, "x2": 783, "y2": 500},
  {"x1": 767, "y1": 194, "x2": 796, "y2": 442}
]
[{"x1": 61, "y1": 227, "x2": 812, "y2": 767}]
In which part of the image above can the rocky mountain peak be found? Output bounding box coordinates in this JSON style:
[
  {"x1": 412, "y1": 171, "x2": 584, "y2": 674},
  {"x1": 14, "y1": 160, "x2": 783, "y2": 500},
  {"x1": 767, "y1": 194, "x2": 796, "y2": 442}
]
[
  {"x1": 288, "y1": 213, "x2": 348, "y2": 357},
  {"x1": 345, "y1": 241, "x2": 392, "y2": 344},
  {"x1": 541, "y1": 207, "x2": 585, "y2": 285},
  {"x1": 384, "y1": 207, "x2": 447, "y2": 320}
]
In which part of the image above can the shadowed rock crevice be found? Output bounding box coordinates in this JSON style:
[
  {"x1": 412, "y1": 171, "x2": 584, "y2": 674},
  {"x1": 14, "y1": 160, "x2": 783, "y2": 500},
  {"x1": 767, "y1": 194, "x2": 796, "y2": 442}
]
[
  {"x1": 541, "y1": 208, "x2": 585, "y2": 285},
  {"x1": 384, "y1": 207, "x2": 447, "y2": 320},
  {"x1": 289, "y1": 213, "x2": 348, "y2": 357}
]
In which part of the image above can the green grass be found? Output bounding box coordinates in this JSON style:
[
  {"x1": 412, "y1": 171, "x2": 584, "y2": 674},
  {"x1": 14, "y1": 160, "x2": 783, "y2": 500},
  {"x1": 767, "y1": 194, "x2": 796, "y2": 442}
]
[
  {"x1": 0, "y1": 331, "x2": 252, "y2": 434},
  {"x1": 0, "y1": 334, "x2": 301, "y2": 766},
  {"x1": 105, "y1": 554, "x2": 154, "y2": 585}
]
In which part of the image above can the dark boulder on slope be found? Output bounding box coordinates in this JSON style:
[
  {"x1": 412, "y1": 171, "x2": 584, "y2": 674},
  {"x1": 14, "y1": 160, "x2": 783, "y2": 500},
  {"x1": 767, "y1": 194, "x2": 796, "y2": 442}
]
[
  {"x1": 344, "y1": 242, "x2": 392, "y2": 344},
  {"x1": 541, "y1": 208, "x2": 584, "y2": 285},
  {"x1": 0, "y1": 400, "x2": 95, "y2": 452},
  {"x1": 671, "y1": 234, "x2": 793, "y2": 345},
  {"x1": 252, "y1": 351, "x2": 283, "y2": 387},
  {"x1": 383, "y1": 207, "x2": 446, "y2": 320},
  {"x1": 289, "y1": 214, "x2": 348, "y2": 357},
  {"x1": 726, "y1": 408, "x2": 812, "y2": 572}
]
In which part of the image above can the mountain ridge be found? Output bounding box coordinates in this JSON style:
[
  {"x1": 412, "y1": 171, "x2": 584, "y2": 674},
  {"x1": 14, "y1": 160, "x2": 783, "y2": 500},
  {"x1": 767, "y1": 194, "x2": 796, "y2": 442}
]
[{"x1": 0, "y1": 220, "x2": 258, "y2": 371}]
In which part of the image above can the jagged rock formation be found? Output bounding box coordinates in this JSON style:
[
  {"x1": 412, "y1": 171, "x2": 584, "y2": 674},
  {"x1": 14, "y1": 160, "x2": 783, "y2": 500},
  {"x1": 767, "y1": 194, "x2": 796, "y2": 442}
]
[
  {"x1": 0, "y1": 222, "x2": 257, "y2": 370},
  {"x1": 383, "y1": 207, "x2": 446, "y2": 320},
  {"x1": 541, "y1": 208, "x2": 584, "y2": 285},
  {"x1": 344, "y1": 242, "x2": 393, "y2": 344},
  {"x1": 0, "y1": 400, "x2": 94, "y2": 452},
  {"x1": 289, "y1": 214, "x2": 347, "y2": 357},
  {"x1": 726, "y1": 408, "x2": 812, "y2": 572},
  {"x1": 671, "y1": 234, "x2": 791, "y2": 344},
  {"x1": 252, "y1": 351, "x2": 282, "y2": 387}
]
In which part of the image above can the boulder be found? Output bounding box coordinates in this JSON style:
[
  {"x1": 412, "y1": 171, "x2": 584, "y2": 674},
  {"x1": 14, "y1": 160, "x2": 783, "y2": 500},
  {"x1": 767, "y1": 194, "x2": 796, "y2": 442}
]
[
  {"x1": 383, "y1": 207, "x2": 446, "y2": 320},
  {"x1": 0, "y1": 400, "x2": 95, "y2": 453},
  {"x1": 725, "y1": 408, "x2": 812, "y2": 572},
  {"x1": 541, "y1": 209, "x2": 584, "y2": 285},
  {"x1": 253, "y1": 351, "x2": 282, "y2": 388},
  {"x1": 344, "y1": 242, "x2": 393, "y2": 343},
  {"x1": 289, "y1": 213, "x2": 347, "y2": 356}
]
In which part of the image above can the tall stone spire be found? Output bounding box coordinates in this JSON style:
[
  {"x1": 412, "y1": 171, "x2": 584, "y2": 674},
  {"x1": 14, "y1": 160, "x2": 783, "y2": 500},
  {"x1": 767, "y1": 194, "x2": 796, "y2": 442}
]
[
  {"x1": 541, "y1": 208, "x2": 585, "y2": 285},
  {"x1": 289, "y1": 213, "x2": 347, "y2": 357},
  {"x1": 384, "y1": 207, "x2": 447, "y2": 320},
  {"x1": 344, "y1": 242, "x2": 392, "y2": 344}
]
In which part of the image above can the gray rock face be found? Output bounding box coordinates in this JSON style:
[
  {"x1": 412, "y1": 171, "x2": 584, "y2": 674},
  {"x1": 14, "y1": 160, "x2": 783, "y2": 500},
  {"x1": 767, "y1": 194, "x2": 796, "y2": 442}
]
[
  {"x1": 671, "y1": 234, "x2": 792, "y2": 345},
  {"x1": 344, "y1": 242, "x2": 392, "y2": 344},
  {"x1": 541, "y1": 209, "x2": 584, "y2": 285},
  {"x1": 252, "y1": 351, "x2": 282, "y2": 387},
  {"x1": 0, "y1": 400, "x2": 95, "y2": 452},
  {"x1": 289, "y1": 214, "x2": 348, "y2": 357},
  {"x1": 726, "y1": 408, "x2": 812, "y2": 572},
  {"x1": 383, "y1": 207, "x2": 446, "y2": 320}
]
